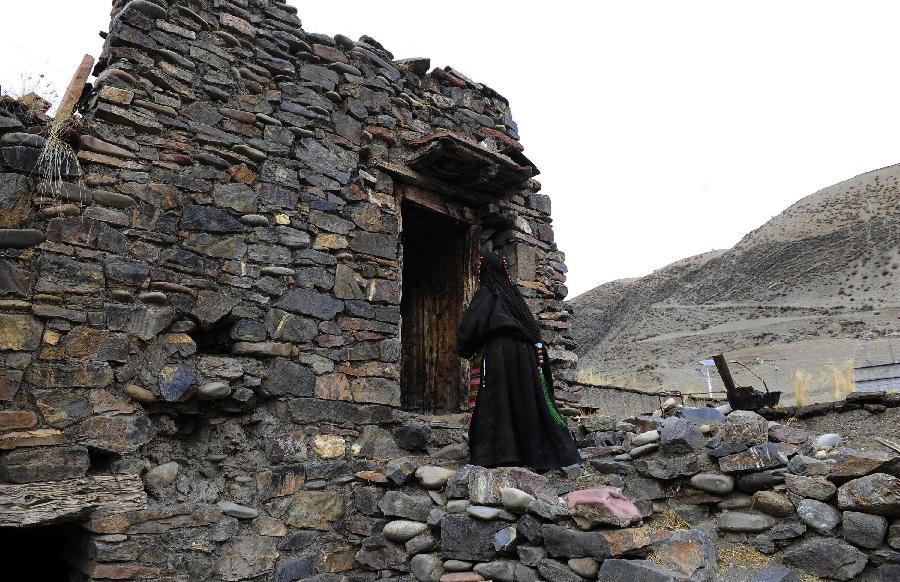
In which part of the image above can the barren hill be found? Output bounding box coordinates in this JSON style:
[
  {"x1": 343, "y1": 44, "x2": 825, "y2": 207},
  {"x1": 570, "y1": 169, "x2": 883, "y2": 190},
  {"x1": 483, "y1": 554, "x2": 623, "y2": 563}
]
[{"x1": 571, "y1": 164, "x2": 900, "y2": 403}]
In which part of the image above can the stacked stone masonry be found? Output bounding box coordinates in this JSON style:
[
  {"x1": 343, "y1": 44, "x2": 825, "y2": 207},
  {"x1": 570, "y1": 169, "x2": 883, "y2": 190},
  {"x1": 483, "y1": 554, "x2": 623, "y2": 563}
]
[
  {"x1": 0, "y1": 0, "x2": 577, "y2": 579},
  {"x1": 1, "y1": 0, "x2": 899, "y2": 580}
]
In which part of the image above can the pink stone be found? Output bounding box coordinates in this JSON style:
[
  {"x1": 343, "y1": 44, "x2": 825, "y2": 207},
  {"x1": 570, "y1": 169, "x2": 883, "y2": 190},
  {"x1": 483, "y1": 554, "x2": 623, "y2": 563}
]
[{"x1": 566, "y1": 487, "x2": 642, "y2": 528}]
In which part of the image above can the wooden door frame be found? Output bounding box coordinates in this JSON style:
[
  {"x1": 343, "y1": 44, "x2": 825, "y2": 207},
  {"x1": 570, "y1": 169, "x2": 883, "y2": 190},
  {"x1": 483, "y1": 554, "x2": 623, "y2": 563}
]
[{"x1": 397, "y1": 184, "x2": 482, "y2": 414}]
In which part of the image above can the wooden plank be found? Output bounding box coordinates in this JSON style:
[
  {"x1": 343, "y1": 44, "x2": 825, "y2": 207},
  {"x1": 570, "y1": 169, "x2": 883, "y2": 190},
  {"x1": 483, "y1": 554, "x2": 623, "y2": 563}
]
[
  {"x1": 56, "y1": 54, "x2": 95, "y2": 123},
  {"x1": 712, "y1": 354, "x2": 738, "y2": 394},
  {"x1": 374, "y1": 159, "x2": 509, "y2": 206},
  {"x1": 0, "y1": 474, "x2": 147, "y2": 527},
  {"x1": 400, "y1": 184, "x2": 476, "y2": 222}
]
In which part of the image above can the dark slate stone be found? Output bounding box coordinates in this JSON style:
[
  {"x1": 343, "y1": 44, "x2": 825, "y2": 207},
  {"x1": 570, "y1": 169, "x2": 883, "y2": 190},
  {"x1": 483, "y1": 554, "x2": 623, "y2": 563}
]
[
  {"x1": 0, "y1": 445, "x2": 90, "y2": 483},
  {"x1": 445, "y1": 464, "x2": 475, "y2": 498},
  {"x1": 181, "y1": 204, "x2": 244, "y2": 232},
  {"x1": 541, "y1": 524, "x2": 610, "y2": 559},
  {"x1": 281, "y1": 100, "x2": 320, "y2": 119},
  {"x1": 750, "y1": 568, "x2": 799, "y2": 582},
  {"x1": 681, "y1": 407, "x2": 726, "y2": 423},
  {"x1": 265, "y1": 309, "x2": 317, "y2": 342},
  {"x1": 0, "y1": 229, "x2": 45, "y2": 249},
  {"x1": 788, "y1": 455, "x2": 831, "y2": 477},
  {"x1": 273, "y1": 556, "x2": 315, "y2": 582},
  {"x1": 634, "y1": 453, "x2": 704, "y2": 479},
  {"x1": 589, "y1": 459, "x2": 633, "y2": 475},
  {"x1": 837, "y1": 473, "x2": 900, "y2": 517},
  {"x1": 660, "y1": 417, "x2": 704, "y2": 455},
  {"x1": 355, "y1": 535, "x2": 407, "y2": 571},
  {"x1": 351, "y1": 47, "x2": 400, "y2": 82},
  {"x1": 598, "y1": 559, "x2": 681, "y2": 582},
  {"x1": 768, "y1": 424, "x2": 811, "y2": 445},
  {"x1": 159, "y1": 365, "x2": 197, "y2": 401},
  {"x1": 842, "y1": 511, "x2": 888, "y2": 549},
  {"x1": 288, "y1": 398, "x2": 392, "y2": 426},
  {"x1": 719, "y1": 443, "x2": 788, "y2": 474},
  {"x1": 708, "y1": 441, "x2": 749, "y2": 458},
  {"x1": 384, "y1": 458, "x2": 416, "y2": 486},
  {"x1": 0, "y1": 172, "x2": 31, "y2": 229},
  {"x1": 121, "y1": 0, "x2": 168, "y2": 20},
  {"x1": 378, "y1": 490, "x2": 433, "y2": 521},
  {"x1": 191, "y1": 290, "x2": 239, "y2": 326},
  {"x1": 440, "y1": 515, "x2": 507, "y2": 561},
  {"x1": 393, "y1": 423, "x2": 432, "y2": 451},
  {"x1": 828, "y1": 448, "x2": 900, "y2": 483},
  {"x1": 104, "y1": 258, "x2": 150, "y2": 285},
  {"x1": 230, "y1": 318, "x2": 267, "y2": 342},
  {"x1": 258, "y1": 184, "x2": 300, "y2": 209},
  {"x1": 298, "y1": 461, "x2": 359, "y2": 482},
  {"x1": 767, "y1": 521, "x2": 807, "y2": 543},
  {"x1": 214, "y1": 182, "x2": 258, "y2": 213},
  {"x1": 294, "y1": 137, "x2": 358, "y2": 187},
  {"x1": 736, "y1": 469, "x2": 786, "y2": 494},
  {"x1": 0, "y1": 258, "x2": 26, "y2": 295},
  {"x1": 298, "y1": 64, "x2": 340, "y2": 90},
  {"x1": 275, "y1": 287, "x2": 344, "y2": 319},
  {"x1": 196, "y1": 152, "x2": 230, "y2": 169},
  {"x1": 0, "y1": 114, "x2": 23, "y2": 133},
  {"x1": 537, "y1": 559, "x2": 583, "y2": 582},
  {"x1": 162, "y1": 247, "x2": 218, "y2": 277},
  {"x1": 516, "y1": 514, "x2": 544, "y2": 544},
  {"x1": 3, "y1": 147, "x2": 43, "y2": 174},
  {"x1": 25, "y1": 361, "x2": 113, "y2": 388},
  {"x1": 1, "y1": 132, "x2": 46, "y2": 148},
  {"x1": 260, "y1": 358, "x2": 314, "y2": 397},
  {"x1": 517, "y1": 545, "x2": 549, "y2": 568},
  {"x1": 353, "y1": 487, "x2": 385, "y2": 516},
  {"x1": 782, "y1": 539, "x2": 868, "y2": 581},
  {"x1": 349, "y1": 231, "x2": 396, "y2": 259},
  {"x1": 183, "y1": 103, "x2": 224, "y2": 127},
  {"x1": 493, "y1": 525, "x2": 519, "y2": 554}
]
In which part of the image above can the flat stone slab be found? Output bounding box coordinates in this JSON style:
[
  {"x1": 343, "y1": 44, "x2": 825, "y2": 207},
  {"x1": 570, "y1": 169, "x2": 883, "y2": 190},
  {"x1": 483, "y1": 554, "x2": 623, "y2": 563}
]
[{"x1": 718, "y1": 443, "x2": 788, "y2": 474}]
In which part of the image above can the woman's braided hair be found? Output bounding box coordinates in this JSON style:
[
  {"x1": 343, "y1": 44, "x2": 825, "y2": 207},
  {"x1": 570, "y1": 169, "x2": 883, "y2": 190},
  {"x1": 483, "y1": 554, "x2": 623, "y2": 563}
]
[{"x1": 479, "y1": 252, "x2": 543, "y2": 343}]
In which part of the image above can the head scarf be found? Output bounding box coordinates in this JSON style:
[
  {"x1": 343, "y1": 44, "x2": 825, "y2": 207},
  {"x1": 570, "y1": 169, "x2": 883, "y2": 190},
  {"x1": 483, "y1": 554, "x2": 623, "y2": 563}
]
[{"x1": 479, "y1": 252, "x2": 543, "y2": 343}]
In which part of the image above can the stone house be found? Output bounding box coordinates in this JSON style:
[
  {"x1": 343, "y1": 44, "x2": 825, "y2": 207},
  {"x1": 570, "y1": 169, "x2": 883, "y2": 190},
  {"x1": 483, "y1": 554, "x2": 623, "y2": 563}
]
[{"x1": 0, "y1": 0, "x2": 576, "y2": 578}]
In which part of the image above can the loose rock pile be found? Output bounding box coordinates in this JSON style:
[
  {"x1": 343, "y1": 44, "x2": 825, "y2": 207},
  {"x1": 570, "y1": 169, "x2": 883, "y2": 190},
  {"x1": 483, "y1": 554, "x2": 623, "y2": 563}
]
[{"x1": 332, "y1": 401, "x2": 899, "y2": 581}]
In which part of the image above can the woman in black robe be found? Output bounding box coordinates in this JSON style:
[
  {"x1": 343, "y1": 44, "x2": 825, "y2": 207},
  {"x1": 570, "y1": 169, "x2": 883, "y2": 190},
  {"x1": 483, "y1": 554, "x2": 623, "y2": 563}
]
[{"x1": 458, "y1": 252, "x2": 581, "y2": 472}]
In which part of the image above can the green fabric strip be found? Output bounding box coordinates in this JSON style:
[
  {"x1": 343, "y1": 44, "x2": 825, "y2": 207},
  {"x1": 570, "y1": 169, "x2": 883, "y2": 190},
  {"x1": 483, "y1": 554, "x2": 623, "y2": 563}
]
[{"x1": 539, "y1": 369, "x2": 566, "y2": 427}]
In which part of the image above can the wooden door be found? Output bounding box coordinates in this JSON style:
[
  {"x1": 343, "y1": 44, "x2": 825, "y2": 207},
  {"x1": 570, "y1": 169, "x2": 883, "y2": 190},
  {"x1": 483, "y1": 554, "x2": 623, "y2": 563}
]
[{"x1": 400, "y1": 201, "x2": 478, "y2": 414}]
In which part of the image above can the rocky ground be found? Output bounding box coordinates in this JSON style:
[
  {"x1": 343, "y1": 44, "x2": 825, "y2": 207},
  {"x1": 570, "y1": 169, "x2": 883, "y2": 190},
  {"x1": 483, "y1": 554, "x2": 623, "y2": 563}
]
[
  {"x1": 570, "y1": 164, "x2": 900, "y2": 404},
  {"x1": 332, "y1": 392, "x2": 900, "y2": 582}
]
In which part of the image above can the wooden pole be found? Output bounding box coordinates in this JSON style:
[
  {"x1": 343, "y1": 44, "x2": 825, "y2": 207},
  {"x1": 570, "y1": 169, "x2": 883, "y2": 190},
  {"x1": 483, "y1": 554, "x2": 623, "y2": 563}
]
[
  {"x1": 55, "y1": 54, "x2": 95, "y2": 123},
  {"x1": 712, "y1": 353, "x2": 737, "y2": 394}
]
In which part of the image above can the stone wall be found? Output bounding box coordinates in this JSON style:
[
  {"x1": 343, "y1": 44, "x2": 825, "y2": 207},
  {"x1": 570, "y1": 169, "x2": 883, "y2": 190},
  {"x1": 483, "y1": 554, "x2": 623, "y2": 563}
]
[{"x1": 0, "y1": 0, "x2": 579, "y2": 578}]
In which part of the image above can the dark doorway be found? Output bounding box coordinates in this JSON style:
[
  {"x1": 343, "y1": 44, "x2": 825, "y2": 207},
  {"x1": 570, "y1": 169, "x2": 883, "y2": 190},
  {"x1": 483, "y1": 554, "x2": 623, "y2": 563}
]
[
  {"x1": 0, "y1": 524, "x2": 87, "y2": 580},
  {"x1": 401, "y1": 201, "x2": 478, "y2": 413}
]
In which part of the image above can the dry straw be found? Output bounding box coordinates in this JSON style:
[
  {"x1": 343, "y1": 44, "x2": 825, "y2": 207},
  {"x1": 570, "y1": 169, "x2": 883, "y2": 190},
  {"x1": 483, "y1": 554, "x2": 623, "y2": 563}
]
[{"x1": 35, "y1": 54, "x2": 93, "y2": 199}]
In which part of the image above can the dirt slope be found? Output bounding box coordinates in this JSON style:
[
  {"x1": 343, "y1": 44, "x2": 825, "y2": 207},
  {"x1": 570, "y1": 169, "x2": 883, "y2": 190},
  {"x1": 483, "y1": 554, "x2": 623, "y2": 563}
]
[{"x1": 571, "y1": 164, "x2": 900, "y2": 403}]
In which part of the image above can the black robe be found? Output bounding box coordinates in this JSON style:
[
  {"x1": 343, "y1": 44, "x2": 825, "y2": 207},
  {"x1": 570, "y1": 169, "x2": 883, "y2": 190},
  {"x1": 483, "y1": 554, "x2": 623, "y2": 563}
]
[{"x1": 458, "y1": 287, "x2": 581, "y2": 472}]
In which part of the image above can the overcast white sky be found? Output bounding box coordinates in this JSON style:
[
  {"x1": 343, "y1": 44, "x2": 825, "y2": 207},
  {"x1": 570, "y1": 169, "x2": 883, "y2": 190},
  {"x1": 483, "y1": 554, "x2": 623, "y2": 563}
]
[{"x1": 3, "y1": 1, "x2": 899, "y2": 298}]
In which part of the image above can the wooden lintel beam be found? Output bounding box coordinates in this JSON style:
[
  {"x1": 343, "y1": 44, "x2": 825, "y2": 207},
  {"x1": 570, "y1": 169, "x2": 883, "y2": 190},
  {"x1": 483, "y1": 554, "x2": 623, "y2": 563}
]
[
  {"x1": 0, "y1": 474, "x2": 147, "y2": 527},
  {"x1": 401, "y1": 185, "x2": 477, "y2": 223}
]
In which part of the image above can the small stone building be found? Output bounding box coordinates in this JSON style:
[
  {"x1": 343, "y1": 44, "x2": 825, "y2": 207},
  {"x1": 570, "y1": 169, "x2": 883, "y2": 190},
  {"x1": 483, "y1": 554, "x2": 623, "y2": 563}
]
[{"x1": 0, "y1": 0, "x2": 577, "y2": 578}]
